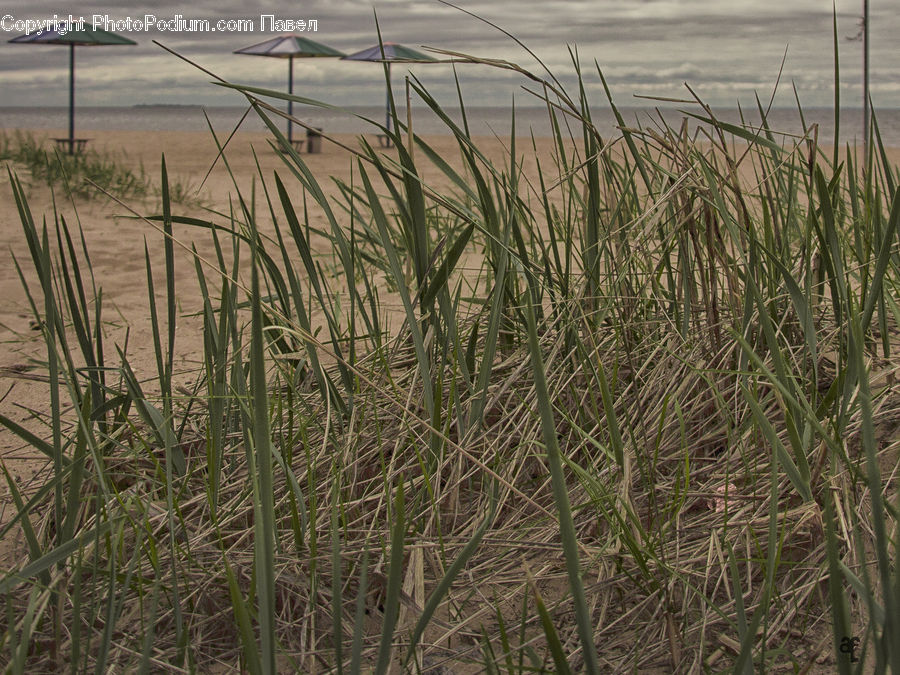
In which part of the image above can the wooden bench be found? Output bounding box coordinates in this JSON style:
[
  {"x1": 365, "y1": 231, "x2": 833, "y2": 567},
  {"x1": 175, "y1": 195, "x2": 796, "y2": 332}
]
[
  {"x1": 277, "y1": 129, "x2": 323, "y2": 155},
  {"x1": 52, "y1": 138, "x2": 90, "y2": 154},
  {"x1": 277, "y1": 138, "x2": 305, "y2": 154}
]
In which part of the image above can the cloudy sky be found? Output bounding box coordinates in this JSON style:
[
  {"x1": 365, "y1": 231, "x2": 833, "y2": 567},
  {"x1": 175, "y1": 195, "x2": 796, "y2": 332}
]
[{"x1": 1, "y1": 1, "x2": 896, "y2": 111}]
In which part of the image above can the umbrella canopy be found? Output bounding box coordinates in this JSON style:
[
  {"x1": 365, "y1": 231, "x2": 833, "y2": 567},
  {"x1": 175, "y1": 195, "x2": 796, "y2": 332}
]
[
  {"x1": 235, "y1": 34, "x2": 344, "y2": 144},
  {"x1": 9, "y1": 27, "x2": 136, "y2": 46},
  {"x1": 9, "y1": 27, "x2": 137, "y2": 154},
  {"x1": 342, "y1": 43, "x2": 438, "y2": 135},
  {"x1": 342, "y1": 43, "x2": 436, "y2": 63}
]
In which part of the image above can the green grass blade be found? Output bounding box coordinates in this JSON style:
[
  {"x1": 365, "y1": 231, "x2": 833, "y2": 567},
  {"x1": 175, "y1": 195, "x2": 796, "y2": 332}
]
[
  {"x1": 526, "y1": 566, "x2": 573, "y2": 675},
  {"x1": 350, "y1": 544, "x2": 370, "y2": 675},
  {"x1": 403, "y1": 484, "x2": 497, "y2": 668},
  {"x1": 523, "y1": 290, "x2": 599, "y2": 672},
  {"x1": 374, "y1": 481, "x2": 406, "y2": 675},
  {"x1": 0, "y1": 519, "x2": 116, "y2": 596},
  {"x1": 248, "y1": 209, "x2": 278, "y2": 674}
]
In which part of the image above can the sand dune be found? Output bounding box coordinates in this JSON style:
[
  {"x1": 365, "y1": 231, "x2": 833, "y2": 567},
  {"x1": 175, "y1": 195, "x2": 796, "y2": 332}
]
[{"x1": 1, "y1": 126, "x2": 897, "y2": 566}]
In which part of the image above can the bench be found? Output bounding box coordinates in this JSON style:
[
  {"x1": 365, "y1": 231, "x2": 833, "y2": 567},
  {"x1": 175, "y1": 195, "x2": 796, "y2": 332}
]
[
  {"x1": 277, "y1": 128, "x2": 323, "y2": 154},
  {"x1": 277, "y1": 138, "x2": 305, "y2": 154}
]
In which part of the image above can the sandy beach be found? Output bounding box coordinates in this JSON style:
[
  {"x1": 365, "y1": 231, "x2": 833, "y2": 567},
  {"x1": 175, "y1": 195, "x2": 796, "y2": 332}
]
[
  {"x1": 1, "y1": 124, "x2": 898, "y2": 672},
  {"x1": 4, "y1": 0, "x2": 899, "y2": 666},
  {"x1": 0, "y1": 127, "x2": 560, "y2": 559},
  {"x1": 0, "y1": 126, "x2": 552, "y2": 354},
  {"x1": 2, "y1": 129, "x2": 898, "y2": 505}
]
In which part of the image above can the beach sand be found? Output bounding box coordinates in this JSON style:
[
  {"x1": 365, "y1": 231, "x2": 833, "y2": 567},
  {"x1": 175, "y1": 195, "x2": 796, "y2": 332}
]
[
  {"x1": 0, "y1": 127, "x2": 547, "y2": 376},
  {"x1": 0, "y1": 127, "x2": 554, "y2": 563},
  {"x1": 1, "y1": 126, "x2": 898, "y2": 566},
  {"x1": 0, "y1": 125, "x2": 897, "y2": 674}
]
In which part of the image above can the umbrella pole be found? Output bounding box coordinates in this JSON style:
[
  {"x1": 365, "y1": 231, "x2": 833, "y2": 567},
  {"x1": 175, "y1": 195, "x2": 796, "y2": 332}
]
[
  {"x1": 288, "y1": 56, "x2": 294, "y2": 144},
  {"x1": 863, "y1": 0, "x2": 870, "y2": 166},
  {"x1": 69, "y1": 44, "x2": 75, "y2": 156},
  {"x1": 385, "y1": 62, "x2": 392, "y2": 134}
]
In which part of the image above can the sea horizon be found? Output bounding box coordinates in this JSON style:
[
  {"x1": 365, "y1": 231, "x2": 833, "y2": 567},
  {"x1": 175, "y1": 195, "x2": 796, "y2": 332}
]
[{"x1": 2, "y1": 104, "x2": 897, "y2": 146}]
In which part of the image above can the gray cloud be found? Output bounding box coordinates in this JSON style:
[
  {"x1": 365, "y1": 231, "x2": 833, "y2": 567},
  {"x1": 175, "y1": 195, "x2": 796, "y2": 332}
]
[{"x1": 0, "y1": 0, "x2": 894, "y2": 110}]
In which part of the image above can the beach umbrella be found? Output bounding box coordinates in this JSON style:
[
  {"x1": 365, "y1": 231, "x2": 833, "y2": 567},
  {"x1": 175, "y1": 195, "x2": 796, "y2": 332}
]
[
  {"x1": 342, "y1": 43, "x2": 438, "y2": 137},
  {"x1": 9, "y1": 27, "x2": 136, "y2": 155},
  {"x1": 234, "y1": 34, "x2": 344, "y2": 145}
]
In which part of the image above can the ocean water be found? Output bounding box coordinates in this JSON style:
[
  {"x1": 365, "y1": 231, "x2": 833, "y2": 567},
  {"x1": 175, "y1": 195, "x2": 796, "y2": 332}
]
[{"x1": 1, "y1": 105, "x2": 899, "y2": 147}]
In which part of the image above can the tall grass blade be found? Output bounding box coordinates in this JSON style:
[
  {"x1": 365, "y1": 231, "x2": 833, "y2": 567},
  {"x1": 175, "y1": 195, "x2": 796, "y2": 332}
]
[
  {"x1": 523, "y1": 290, "x2": 599, "y2": 672},
  {"x1": 248, "y1": 209, "x2": 278, "y2": 674},
  {"x1": 375, "y1": 481, "x2": 406, "y2": 675}
]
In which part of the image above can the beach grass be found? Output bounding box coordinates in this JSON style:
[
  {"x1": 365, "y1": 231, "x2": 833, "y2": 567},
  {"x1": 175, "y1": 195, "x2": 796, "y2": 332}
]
[
  {"x1": 0, "y1": 48, "x2": 899, "y2": 674},
  {"x1": 0, "y1": 130, "x2": 205, "y2": 207}
]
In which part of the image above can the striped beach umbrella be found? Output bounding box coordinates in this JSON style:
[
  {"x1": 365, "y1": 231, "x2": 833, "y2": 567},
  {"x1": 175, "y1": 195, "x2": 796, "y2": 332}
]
[
  {"x1": 235, "y1": 35, "x2": 345, "y2": 144},
  {"x1": 342, "y1": 43, "x2": 438, "y2": 136},
  {"x1": 9, "y1": 27, "x2": 137, "y2": 155}
]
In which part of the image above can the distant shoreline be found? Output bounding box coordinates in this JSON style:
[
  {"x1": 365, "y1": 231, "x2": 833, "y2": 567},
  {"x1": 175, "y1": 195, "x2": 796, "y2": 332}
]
[
  {"x1": 132, "y1": 103, "x2": 204, "y2": 109},
  {"x1": 1, "y1": 105, "x2": 895, "y2": 145},
  {"x1": 3, "y1": 104, "x2": 899, "y2": 112}
]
